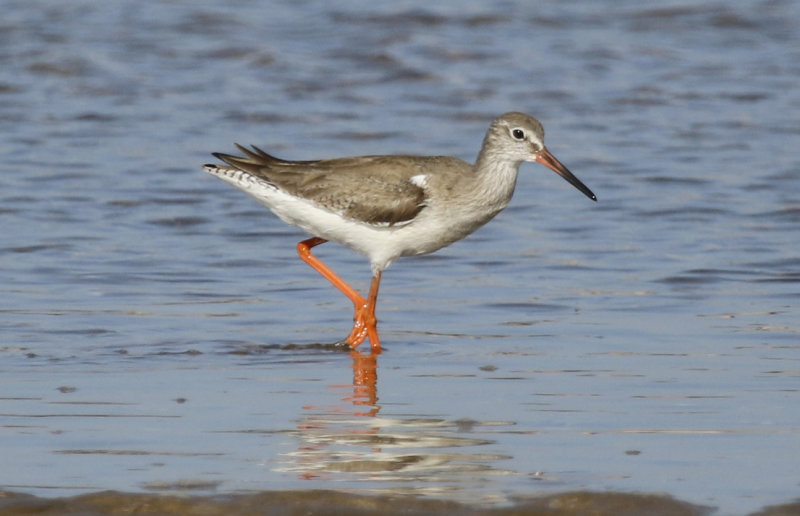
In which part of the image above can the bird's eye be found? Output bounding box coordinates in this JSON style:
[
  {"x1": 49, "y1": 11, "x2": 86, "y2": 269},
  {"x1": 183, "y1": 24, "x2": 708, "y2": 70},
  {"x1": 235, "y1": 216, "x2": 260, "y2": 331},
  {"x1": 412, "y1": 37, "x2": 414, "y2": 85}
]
[{"x1": 512, "y1": 129, "x2": 525, "y2": 140}]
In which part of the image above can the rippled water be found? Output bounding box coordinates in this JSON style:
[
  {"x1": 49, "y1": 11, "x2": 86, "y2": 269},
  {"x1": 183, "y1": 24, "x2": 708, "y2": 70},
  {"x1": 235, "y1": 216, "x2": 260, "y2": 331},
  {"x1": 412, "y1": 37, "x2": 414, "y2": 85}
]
[{"x1": 1, "y1": 1, "x2": 799, "y2": 515}]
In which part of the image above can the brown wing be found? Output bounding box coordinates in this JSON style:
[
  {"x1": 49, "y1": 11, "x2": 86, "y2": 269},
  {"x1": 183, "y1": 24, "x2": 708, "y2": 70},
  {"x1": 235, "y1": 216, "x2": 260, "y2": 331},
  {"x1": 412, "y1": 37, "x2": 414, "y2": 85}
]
[{"x1": 212, "y1": 145, "x2": 430, "y2": 225}]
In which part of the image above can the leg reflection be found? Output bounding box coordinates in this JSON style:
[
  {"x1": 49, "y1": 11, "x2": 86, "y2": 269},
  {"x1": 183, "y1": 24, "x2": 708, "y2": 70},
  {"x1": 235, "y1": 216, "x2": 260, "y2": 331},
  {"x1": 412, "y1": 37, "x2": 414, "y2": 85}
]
[{"x1": 346, "y1": 349, "x2": 379, "y2": 416}]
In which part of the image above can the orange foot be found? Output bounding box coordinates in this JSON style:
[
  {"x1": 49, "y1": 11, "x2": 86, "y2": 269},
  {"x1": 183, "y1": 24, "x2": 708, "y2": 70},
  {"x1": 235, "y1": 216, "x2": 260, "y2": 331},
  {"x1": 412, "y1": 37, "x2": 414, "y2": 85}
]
[{"x1": 345, "y1": 299, "x2": 380, "y2": 351}]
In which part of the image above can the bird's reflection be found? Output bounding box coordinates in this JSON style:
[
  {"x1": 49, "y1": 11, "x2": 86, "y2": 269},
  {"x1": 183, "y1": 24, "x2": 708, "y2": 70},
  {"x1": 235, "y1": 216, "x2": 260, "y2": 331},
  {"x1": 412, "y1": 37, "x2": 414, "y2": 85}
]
[{"x1": 278, "y1": 346, "x2": 514, "y2": 497}]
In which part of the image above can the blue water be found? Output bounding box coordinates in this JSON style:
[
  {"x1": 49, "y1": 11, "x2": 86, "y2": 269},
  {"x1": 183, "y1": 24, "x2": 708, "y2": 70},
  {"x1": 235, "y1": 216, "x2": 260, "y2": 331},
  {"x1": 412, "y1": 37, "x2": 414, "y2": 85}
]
[{"x1": 1, "y1": 1, "x2": 799, "y2": 514}]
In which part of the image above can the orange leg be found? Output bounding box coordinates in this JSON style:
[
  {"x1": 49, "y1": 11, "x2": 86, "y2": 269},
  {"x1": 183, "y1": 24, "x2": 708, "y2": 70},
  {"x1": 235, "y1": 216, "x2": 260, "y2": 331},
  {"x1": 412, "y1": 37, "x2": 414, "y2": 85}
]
[{"x1": 296, "y1": 237, "x2": 382, "y2": 352}]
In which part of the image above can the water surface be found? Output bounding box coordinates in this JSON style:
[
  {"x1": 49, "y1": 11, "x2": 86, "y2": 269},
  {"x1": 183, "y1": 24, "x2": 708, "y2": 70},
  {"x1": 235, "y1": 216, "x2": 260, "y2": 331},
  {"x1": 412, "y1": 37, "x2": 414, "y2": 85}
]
[{"x1": 1, "y1": 1, "x2": 799, "y2": 515}]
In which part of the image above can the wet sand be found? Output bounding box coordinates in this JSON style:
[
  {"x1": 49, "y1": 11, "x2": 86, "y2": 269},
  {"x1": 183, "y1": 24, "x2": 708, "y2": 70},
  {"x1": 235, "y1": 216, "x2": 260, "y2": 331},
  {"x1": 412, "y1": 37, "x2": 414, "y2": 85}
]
[{"x1": 0, "y1": 489, "x2": 723, "y2": 516}]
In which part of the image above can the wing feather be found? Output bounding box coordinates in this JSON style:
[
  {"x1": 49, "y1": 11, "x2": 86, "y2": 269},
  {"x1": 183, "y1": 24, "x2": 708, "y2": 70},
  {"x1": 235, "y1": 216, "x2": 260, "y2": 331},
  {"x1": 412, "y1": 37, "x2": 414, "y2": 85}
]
[{"x1": 211, "y1": 146, "x2": 439, "y2": 225}]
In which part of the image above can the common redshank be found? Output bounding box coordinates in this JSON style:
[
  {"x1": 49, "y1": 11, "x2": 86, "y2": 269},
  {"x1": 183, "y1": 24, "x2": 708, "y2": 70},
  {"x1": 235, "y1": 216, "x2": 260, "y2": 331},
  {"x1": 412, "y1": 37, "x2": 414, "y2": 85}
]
[{"x1": 204, "y1": 112, "x2": 596, "y2": 352}]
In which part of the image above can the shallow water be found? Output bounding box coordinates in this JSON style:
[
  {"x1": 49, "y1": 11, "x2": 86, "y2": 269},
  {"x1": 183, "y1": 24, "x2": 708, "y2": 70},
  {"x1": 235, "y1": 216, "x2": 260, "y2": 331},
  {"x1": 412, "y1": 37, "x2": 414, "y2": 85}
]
[{"x1": 1, "y1": 1, "x2": 799, "y2": 515}]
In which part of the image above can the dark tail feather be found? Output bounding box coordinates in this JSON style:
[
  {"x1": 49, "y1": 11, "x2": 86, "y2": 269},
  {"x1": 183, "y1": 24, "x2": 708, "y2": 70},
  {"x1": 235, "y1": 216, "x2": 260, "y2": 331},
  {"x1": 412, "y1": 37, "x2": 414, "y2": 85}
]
[{"x1": 212, "y1": 145, "x2": 319, "y2": 170}]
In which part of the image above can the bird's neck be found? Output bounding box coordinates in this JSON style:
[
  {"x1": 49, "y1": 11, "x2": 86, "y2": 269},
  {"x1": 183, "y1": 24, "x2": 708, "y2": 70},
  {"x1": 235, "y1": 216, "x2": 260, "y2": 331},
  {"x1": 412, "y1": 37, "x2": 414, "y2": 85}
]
[{"x1": 471, "y1": 151, "x2": 522, "y2": 210}]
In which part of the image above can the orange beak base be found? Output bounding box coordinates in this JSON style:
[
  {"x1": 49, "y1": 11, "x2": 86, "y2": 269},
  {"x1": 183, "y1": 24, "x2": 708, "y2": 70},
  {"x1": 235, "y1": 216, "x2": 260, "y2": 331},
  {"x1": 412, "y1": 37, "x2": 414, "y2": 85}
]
[{"x1": 535, "y1": 147, "x2": 597, "y2": 201}]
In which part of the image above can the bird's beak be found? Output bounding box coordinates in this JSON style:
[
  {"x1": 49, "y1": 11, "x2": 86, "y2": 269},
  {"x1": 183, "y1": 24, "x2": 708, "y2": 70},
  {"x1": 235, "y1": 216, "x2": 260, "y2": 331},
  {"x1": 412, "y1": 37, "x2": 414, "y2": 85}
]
[{"x1": 535, "y1": 147, "x2": 597, "y2": 201}]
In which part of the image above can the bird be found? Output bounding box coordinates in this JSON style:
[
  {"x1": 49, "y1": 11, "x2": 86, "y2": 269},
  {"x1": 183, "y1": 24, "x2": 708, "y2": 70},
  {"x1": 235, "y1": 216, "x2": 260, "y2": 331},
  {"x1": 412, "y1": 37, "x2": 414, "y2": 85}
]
[{"x1": 203, "y1": 112, "x2": 596, "y2": 352}]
